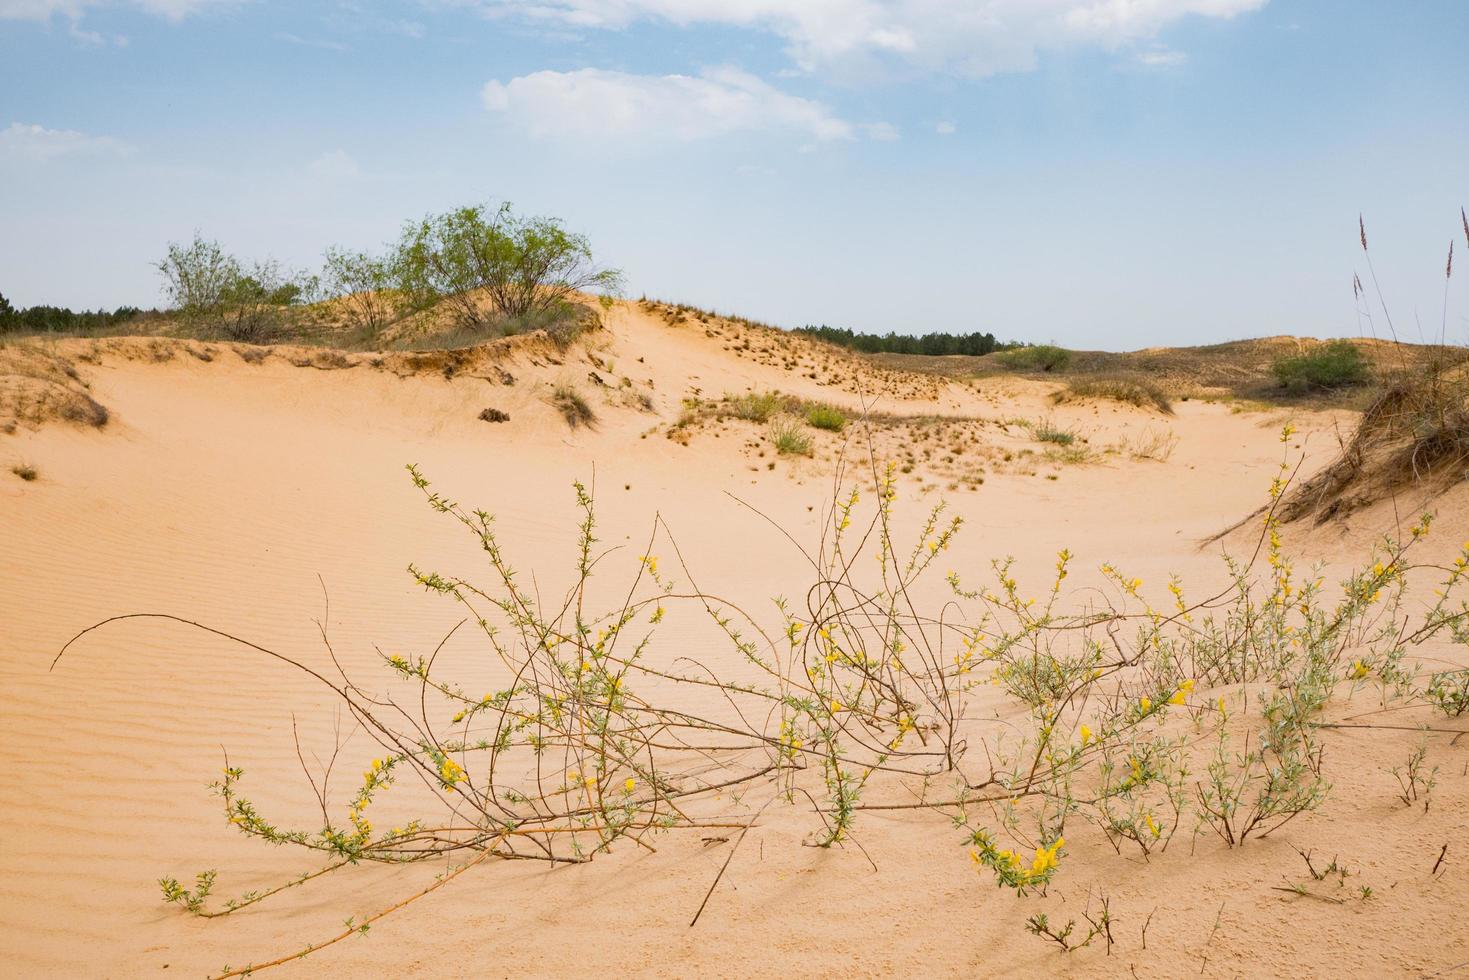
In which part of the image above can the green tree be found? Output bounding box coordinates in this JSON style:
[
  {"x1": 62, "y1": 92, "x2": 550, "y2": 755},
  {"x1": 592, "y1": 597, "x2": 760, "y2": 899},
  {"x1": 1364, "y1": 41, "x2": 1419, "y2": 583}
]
[
  {"x1": 155, "y1": 233, "x2": 239, "y2": 318},
  {"x1": 156, "y1": 235, "x2": 315, "y2": 343},
  {"x1": 321, "y1": 246, "x2": 401, "y2": 337},
  {"x1": 393, "y1": 203, "x2": 623, "y2": 331}
]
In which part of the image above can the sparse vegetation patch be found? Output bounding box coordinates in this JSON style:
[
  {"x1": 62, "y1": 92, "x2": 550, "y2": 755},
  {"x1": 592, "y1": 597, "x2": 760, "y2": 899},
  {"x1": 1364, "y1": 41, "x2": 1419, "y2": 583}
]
[{"x1": 1054, "y1": 376, "x2": 1172, "y2": 413}]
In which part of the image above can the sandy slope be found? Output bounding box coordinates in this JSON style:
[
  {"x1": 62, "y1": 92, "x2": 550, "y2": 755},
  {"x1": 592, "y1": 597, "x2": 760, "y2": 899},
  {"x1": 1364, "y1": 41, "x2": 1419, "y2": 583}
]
[{"x1": 1, "y1": 303, "x2": 1467, "y2": 978}]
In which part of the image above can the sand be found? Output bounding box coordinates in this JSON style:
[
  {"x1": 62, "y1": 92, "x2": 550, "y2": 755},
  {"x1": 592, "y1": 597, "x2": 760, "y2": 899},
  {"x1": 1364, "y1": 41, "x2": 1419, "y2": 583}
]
[{"x1": 2, "y1": 302, "x2": 1466, "y2": 977}]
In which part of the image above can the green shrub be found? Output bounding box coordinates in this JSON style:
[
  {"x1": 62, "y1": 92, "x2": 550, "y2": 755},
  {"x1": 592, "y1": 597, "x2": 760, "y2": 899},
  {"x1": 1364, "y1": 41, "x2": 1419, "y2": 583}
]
[
  {"x1": 1033, "y1": 424, "x2": 1076, "y2": 445},
  {"x1": 805, "y1": 403, "x2": 847, "y2": 432},
  {"x1": 1000, "y1": 344, "x2": 1072, "y2": 373},
  {"x1": 393, "y1": 202, "x2": 623, "y2": 331},
  {"x1": 728, "y1": 391, "x2": 785, "y2": 422},
  {"x1": 1271, "y1": 341, "x2": 1370, "y2": 393},
  {"x1": 769, "y1": 415, "x2": 812, "y2": 455}
]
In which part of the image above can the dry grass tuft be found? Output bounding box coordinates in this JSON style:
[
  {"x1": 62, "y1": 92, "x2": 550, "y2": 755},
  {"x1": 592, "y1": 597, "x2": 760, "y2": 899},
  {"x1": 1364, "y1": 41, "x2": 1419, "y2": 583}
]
[
  {"x1": 552, "y1": 385, "x2": 597, "y2": 429},
  {"x1": 1272, "y1": 351, "x2": 1469, "y2": 523},
  {"x1": 1053, "y1": 376, "x2": 1173, "y2": 413}
]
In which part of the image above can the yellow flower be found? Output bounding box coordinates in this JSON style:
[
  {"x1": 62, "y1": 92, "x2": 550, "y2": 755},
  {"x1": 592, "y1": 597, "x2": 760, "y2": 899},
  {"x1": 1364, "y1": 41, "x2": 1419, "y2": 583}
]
[
  {"x1": 1140, "y1": 696, "x2": 1152, "y2": 713},
  {"x1": 830, "y1": 699, "x2": 844, "y2": 713},
  {"x1": 624, "y1": 778, "x2": 637, "y2": 794},
  {"x1": 1349, "y1": 660, "x2": 1369, "y2": 679},
  {"x1": 1079, "y1": 724, "x2": 1093, "y2": 746},
  {"x1": 1144, "y1": 813, "x2": 1160, "y2": 838}
]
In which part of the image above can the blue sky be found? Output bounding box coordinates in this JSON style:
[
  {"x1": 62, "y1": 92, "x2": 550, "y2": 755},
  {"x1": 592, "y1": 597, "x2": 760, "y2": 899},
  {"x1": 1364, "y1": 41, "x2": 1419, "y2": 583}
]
[{"x1": 2, "y1": 0, "x2": 1465, "y2": 349}]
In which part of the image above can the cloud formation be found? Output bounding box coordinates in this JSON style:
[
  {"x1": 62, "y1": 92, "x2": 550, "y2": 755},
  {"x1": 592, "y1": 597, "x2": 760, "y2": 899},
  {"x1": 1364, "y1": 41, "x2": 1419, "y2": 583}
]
[
  {"x1": 478, "y1": 0, "x2": 1267, "y2": 77},
  {"x1": 0, "y1": 121, "x2": 129, "y2": 160},
  {"x1": 482, "y1": 67, "x2": 872, "y2": 143},
  {"x1": 0, "y1": 0, "x2": 231, "y2": 23}
]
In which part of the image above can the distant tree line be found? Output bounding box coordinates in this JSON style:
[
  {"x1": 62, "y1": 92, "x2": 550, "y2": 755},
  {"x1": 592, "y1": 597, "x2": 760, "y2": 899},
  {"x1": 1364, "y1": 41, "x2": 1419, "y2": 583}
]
[
  {"x1": 793, "y1": 323, "x2": 1015, "y2": 357},
  {"x1": 0, "y1": 292, "x2": 148, "y2": 335}
]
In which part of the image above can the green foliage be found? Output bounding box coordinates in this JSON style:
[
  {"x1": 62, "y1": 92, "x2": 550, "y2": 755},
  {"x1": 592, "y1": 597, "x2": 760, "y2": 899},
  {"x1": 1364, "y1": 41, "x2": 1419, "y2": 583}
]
[
  {"x1": 1000, "y1": 344, "x2": 1073, "y2": 373},
  {"x1": 1033, "y1": 424, "x2": 1076, "y2": 445},
  {"x1": 0, "y1": 290, "x2": 144, "y2": 336},
  {"x1": 727, "y1": 391, "x2": 786, "y2": 422},
  {"x1": 320, "y1": 246, "x2": 402, "y2": 337},
  {"x1": 804, "y1": 403, "x2": 847, "y2": 432},
  {"x1": 1425, "y1": 669, "x2": 1469, "y2": 716},
  {"x1": 1271, "y1": 340, "x2": 1370, "y2": 392},
  {"x1": 156, "y1": 233, "x2": 316, "y2": 343},
  {"x1": 160, "y1": 870, "x2": 217, "y2": 913},
  {"x1": 769, "y1": 415, "x2": 812, "y2": 455},
  {"x1": 795, "y1": 323, "x2": 1012, "y2": 356},
  {"x1": 392, "y1": 202, "x2": 623, "y2": 331}
]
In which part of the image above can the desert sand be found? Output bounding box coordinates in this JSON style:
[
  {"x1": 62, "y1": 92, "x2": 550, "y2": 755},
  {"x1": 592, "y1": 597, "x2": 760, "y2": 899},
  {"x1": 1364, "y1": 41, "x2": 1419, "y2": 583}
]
[{"x1": 2, "y1": 302, "x2": 1466, "y2": 978}]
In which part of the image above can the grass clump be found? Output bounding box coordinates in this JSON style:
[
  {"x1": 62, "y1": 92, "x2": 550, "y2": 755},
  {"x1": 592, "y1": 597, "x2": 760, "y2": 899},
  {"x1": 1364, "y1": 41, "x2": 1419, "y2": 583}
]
[
  {"x1": 727, "y1": 391, "x2": 786, "y2": 422},
  {"x1": 11, "y1": 463, "x2": 37, "y2": 481},
  {"x1": 1000, "y1": 344, "x2": 1072, "y2": 373},
  {"x1": 768, "y1": 415, "x2": 813, "y2": 455},
  {"x1": 1032, "y1": 422, "x2": 1077, "y2": 446},
  {"x1": 1054, "y1": 376, "x2": 1172, "y2": 413},
  {"x1": 1271, "y1": 340, "x2": 1370, "y2": 393},
  {"x1": 804, "y1": 403, "x2": 847, "y2": 432},
  {"x1": 551, "y1": 386, "x2": 596, "y2": 429}
]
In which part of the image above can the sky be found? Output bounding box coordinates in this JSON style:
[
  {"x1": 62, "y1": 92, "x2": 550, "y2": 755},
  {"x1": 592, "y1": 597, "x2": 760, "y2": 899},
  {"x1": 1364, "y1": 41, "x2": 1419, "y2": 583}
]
[{"x1": 1, "y1": 0, "x2": 1465, "y2": 350}]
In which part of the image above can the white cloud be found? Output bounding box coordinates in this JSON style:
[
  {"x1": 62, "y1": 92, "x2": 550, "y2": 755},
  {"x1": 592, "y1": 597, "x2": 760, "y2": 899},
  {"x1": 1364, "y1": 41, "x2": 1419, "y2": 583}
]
[
  {"x1": 0, "y1": 122, "x2": 129, "y2": 161},
  {"x1": 476, "y1": 0, "x2": 1267, "y2": 77},
  {"x1": 935, "y1": 120, "x2": 956, "y2": 135},
  {"x1": 482, "y1": 67, "x2": 870, "y2": 144},
  {"x1": 0, "y1": 0, "x2": 233, "y2": 23},
  {"x1": 279, "y1": 31, "x2": 349, "y2": 52},
  {"x1": 1136, "y1": 47, "x2": 1188, "y2": 66},
  {"x1": 307, "y1": 149, "x2": 361, "y2": 179},
  {"x1": 860, "y1": 121, "x2": 899, "y2": 141}
]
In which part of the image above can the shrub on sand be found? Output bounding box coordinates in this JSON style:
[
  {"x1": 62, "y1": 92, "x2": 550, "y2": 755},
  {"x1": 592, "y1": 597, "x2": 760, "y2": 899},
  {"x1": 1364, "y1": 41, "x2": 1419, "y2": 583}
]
[
  {"x1": 728, "y1": 391, "x2": 785, "y2": 423},
  {"x1": 805, "y1": 403, "x2": 847, "y2": 432},
  {"x1": 769, "y1": 415, "x2": 813, "y2": 455},
  {"x1": 552, "y1": 386, "x2": 596, "y2": 429},
  {"x1": 1271, "y1": 340, "x2": 1370, "y2": 393},
  {"x1": 1000, "y1": 344, "x2": 1072, "y2": 373},
  {"x1": 1054, "y1": 376, "x2": 1172, "y2": 413}
]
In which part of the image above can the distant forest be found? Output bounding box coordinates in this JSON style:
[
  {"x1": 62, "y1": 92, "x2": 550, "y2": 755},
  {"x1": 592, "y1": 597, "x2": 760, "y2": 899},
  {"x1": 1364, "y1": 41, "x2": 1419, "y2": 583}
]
[
  {"x1": 793, "y1": 323, "x2": 1014, "y2": 357},
  {"x1": 0, "y1": 292, "x2": 146, "y2": 334}
]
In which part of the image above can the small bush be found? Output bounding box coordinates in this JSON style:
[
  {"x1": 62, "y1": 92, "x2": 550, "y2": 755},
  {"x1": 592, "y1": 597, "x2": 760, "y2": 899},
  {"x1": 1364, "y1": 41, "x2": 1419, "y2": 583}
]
[
  {"x1": 1272, "y1": 341, "x2": 1370, "y2": 393},
  {"x1": 552, "y1": 386, "x2": 596, "y2": 429},
  {"x1": 58, "y1": 391, "x2": 109, "y2": 428},
  {"x1": 478, "y1": 408, "x2": 510, "y2": 423},
  {"x1": 1032, "y1": 423, "x2": 1076, "y2": 446},
  {"x1": 1000, "y1": 344, "x2": 1072, "y2": 373},
  {"x1": 728, "y1": 391, "x2": 785, "y2": 423},
  {"x1": 1054, "y1": 377, "x2": 1172, "y2": 413},
  {"x1": 805, "y1": 403, "x2": 847, "y2": 432},
  {"x1": 768, "y1": 415, "x2": 812, "y2": 455},
  {"x1": 11, "y1": 463, "x2": 37, "y2": 481}
]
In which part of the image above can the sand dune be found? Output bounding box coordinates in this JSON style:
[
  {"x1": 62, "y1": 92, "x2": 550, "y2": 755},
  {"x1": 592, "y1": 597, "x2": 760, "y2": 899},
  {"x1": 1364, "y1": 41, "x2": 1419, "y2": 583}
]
[{"x1": 2, "y1": 302, "x2": 1467, "y2": 977}]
